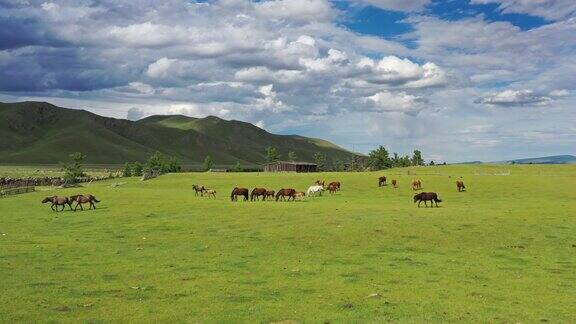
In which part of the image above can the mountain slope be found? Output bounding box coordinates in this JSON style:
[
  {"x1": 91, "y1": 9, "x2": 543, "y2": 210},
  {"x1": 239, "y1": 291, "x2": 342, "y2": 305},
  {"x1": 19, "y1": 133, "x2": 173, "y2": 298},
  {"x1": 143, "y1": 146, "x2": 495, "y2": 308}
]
[
  {"x1": 508, "y1": 155, "x2": 576, "y2": 164},
  {"x1": 0, "y1": 101, "x2": 358, "y2": 166}
]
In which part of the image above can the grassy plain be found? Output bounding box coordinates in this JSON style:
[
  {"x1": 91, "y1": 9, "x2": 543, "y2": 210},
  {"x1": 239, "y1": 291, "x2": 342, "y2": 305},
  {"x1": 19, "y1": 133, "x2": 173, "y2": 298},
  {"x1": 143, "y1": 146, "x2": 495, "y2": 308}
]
[{"x1": 1, "y1": 165, "x2": 575, "y2": 322}]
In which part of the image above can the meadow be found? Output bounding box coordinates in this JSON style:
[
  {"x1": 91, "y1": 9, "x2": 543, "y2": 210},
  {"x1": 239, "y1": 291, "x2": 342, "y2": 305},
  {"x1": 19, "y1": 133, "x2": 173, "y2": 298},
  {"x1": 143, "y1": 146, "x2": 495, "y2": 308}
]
[{"x1": 1, "y1": 164, "x2": 575, "y2": 322}]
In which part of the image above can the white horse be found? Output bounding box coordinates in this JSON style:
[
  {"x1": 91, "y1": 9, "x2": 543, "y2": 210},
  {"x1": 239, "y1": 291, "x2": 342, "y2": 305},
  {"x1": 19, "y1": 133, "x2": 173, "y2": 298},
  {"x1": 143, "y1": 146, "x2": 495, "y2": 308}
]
[{"x1": 307, "y1": 185, "x2": 324, "y2": 197}]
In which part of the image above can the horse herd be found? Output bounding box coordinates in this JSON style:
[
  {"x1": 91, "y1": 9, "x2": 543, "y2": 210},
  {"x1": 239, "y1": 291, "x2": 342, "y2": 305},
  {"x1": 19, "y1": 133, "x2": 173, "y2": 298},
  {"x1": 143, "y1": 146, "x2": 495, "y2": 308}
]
[{"x1": 41, "y1": 194, "x2": 100, "y2": 212}]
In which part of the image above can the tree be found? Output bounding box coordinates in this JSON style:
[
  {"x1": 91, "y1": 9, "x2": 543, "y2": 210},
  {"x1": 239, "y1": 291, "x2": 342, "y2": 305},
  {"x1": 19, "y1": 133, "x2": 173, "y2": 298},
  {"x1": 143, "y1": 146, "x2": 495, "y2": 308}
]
[
  {"x1": 203, "y1": 155, "x2": 214, "y2": 171},
  {"x1": 266, "y1": 146, "x2": 280, "y2": 163},
  {"x1": 367, "y1": 146, "x2": 392, "y2": 170},
  {"x1": 123, "y1": 162, "x2": 132, "y2": 177},
  {"x1": 288, "y1": 151, "x2": 297, "y2": 162},
  {"x1": 147, "y1": 151, "x2": 165, "y2": 173},
  {"x1": 232, "y1": 161, "x2": 242, "y2": 172},
  {"x1": 333, "y1": 159, "x2": 346, "y2": 172},
  {"x1": 411, "y1": 149, "x2": 424, "y2": 166},
  {"x1": 429, "y1": 160, "x2": 435, "y2": 166},
  {"x1": 313, "y1": 152, "x2": 326, "y2": 171},
  {"x1": 61, "y1": 152, "x2": 86, "y2": 183},
  {"x1": 166, "y1": 156, "x2": 181, "y2": 173},
  {"x1": 132, "y1": 161, "x2": 143, "y2": 176}
]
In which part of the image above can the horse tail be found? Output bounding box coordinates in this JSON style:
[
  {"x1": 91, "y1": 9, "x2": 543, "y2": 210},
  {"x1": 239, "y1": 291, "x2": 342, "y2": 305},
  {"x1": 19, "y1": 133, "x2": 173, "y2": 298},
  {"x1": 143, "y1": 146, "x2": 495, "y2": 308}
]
[
  {"x1": 434, "y1": 197, "x2": 442, "y2": 203},
  {"x1": 92, "y1": 196, "x2": 100, "y2": 203}
]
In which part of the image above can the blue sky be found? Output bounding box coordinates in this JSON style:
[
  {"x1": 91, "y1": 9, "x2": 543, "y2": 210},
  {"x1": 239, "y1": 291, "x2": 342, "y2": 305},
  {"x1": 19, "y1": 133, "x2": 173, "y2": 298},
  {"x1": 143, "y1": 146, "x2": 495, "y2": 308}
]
[{"x1": 0, "y1": 0, "x2": 575, "y2": 162}]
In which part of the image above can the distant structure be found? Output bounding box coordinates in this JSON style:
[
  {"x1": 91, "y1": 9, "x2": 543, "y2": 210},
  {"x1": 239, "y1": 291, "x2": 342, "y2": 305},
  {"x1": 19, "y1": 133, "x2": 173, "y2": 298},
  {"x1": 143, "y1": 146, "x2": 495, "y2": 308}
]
[{"x1": 263, "y1": 161, "x2": 318, "y2": 173}]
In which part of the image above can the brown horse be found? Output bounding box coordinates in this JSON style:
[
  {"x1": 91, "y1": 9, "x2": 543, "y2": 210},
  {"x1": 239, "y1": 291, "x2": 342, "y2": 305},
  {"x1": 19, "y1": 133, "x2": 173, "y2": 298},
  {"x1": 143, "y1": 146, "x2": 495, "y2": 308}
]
[
  {"x1": 295, "y1": 192, "x2": 306, "y2": 200},
  {"x1": 328, "y1": 184, "x2": 337, "y2": 194},
  {"x1": 265, "y1": 190, "x2": 275, "y2": 200},
  {"x1": 413, "y1": 192, "x2": 442, "y2": 207},
  {"x1": 328, "y1": 181, "x2": 341, "y2": 191},
  {"x1": 276, "y1": 188, "x2": 296, "y2": 201},
  {"x1": 193, "y1": 184, "x2": 206, "y2": 196},
  {"x1": 230, "y1": 187, "x2": 249, "y2": 201},
  {"x1": 378, "y1": 176, "x2": 386, "y2": 187},
  {"x1": 250, "y1": 188, "x2": 267, "y2": 201},
  {"x1": 412, "y1": 180, "x2": 422, "y2": 190},
  {"x1": 391, "y1": 179, "x2": 398, "y2": 188},
  {"x1": 72, "y1": 194, "x2": 100, "y2": 211},
  {"x1": 42, "y1": 196, "x2": 72, "y2": 212},
  {"x1": 456, "y1": 180, "x2": 466, "y2": 192},
  {"x1": 315, "y1": 180, "x2": 325, "y2": 187}
]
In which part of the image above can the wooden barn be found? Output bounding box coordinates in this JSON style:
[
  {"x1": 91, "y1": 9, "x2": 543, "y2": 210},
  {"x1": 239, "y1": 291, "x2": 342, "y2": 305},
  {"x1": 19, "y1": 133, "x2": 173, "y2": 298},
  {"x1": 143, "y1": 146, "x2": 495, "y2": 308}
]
[{"x1": 263, "y1": 161, "x2": 318, "y2": 173}]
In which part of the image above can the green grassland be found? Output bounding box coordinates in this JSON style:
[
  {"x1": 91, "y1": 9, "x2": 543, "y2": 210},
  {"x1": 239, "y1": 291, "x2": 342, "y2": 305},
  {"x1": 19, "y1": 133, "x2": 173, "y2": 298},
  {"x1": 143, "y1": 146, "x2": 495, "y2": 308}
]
[{"x1": 1, "y1": 165, "x2": 575, "y2": 322}]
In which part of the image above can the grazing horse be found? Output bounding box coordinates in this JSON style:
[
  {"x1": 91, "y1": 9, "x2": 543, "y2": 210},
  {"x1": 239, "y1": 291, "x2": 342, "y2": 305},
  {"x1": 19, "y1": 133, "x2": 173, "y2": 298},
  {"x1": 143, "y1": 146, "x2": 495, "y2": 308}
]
[
  {"x1": 42, "y1": 196, "x2": 72, "y2": 212},
  {"x1": 306, "y1": 185, "x2": 324, "y2": 197},
  {"x1": 412, "y1": 180, "x2": 422, "y2": 190},
  {"x1": 72, "y1": 194, "x2": 100, "y2": 211},
  {"x1": 328, "y1": 181, "x2": 341, "y2": 191},
  {"x1": 456, "y1": 180, "x2": 466, "y2": 192},
  {"x1": 250, "y1": 188, "x2": 268, "y2": 201},
  {"x1": 230, "y1": 187, "x2": 249, "y2": 201},
  {"x1": 276, "y1": 188, "x2": 296, "y2": 201},
  {"x1": 391, "y1": 179, "x2": 398, "y2": 188},
  {"x1": 265, "y1": 190, "x2": 275, "y2": 200},
  {"x1": 378, "y1": 176, "x2": 387, "y2": 187},
  {"x1": 413, "y1": 192, "x2": 442, "y2": 207},
  {"x1": 315, "y1": 180, "x2": 325, "y2": 187},
  {"x1": 193, "y1": 184, "x2": 207, "y2": 196},
  {"x1": 328, "y1": 184, "x2": 337, "y2": 194},
  {"x1": 295, "y1": 192, "x2": 306, "y2": 200},
  {"x1": 204, "y1": 189, "x2": 216, "y2": 198}
]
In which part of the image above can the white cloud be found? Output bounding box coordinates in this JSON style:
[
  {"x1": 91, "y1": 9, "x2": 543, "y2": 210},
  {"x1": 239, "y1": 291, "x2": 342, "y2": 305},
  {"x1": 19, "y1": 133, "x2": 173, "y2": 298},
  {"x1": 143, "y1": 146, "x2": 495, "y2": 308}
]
[
  {"x1": 353, "y1": 0, "x2": 431, "y2": 12},
  {"x1": 471, "y1": 0, "x2": 576, "y2": 21},
  {"x1": 475, "y1": 89, "x2": 553, "y2": 106}
]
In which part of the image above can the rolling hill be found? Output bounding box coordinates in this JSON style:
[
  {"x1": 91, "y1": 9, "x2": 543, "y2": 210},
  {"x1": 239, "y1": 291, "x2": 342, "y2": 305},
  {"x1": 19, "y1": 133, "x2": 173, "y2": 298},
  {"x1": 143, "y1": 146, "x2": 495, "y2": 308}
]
[
  {"x1": 0, "y1": 101, "x2": 358, "y2": 166},
  {"x1": 507, "y1": 155, "x2": 576, "y2": 164}
]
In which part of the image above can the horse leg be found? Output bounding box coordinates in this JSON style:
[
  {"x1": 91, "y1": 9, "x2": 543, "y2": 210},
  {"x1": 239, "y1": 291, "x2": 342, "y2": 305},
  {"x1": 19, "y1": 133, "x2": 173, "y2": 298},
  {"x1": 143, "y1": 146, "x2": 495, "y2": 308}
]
[
  {"x1": 418, "y1": 200, "x2": 421, "y2": 207},
  {"x1": 424, "y1": 200, "x2": 428, "y2": 208},
  {"x1": 51, "y1": 203, "x2": 56, "y2": 211}
]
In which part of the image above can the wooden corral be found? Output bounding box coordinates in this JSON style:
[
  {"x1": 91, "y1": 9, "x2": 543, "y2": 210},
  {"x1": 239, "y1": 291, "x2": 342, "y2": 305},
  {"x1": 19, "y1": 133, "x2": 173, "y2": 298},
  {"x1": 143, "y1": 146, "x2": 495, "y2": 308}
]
[{"x1": 263, "y1": 161, "x2": 318, "y2": 173}]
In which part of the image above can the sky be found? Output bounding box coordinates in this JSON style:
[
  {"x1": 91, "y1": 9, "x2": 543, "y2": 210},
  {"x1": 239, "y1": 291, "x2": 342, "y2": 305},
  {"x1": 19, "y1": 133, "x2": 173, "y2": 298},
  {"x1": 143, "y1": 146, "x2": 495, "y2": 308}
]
[{"x1": 0, "y1": 0, "x2": 575, "y2": 162}]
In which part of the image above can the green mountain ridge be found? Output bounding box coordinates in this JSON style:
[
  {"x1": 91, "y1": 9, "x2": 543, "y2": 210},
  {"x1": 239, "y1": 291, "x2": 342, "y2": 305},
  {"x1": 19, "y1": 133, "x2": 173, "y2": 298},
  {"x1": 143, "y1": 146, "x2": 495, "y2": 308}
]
[{"x1": 0, "y1": 101, "x2": 358, "y2": 166}]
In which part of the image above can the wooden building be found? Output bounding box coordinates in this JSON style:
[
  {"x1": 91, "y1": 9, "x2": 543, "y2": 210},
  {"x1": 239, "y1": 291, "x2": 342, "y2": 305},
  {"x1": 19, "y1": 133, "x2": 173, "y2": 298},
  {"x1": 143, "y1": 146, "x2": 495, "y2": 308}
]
[{"x1": 263, "y1": 161, "x2": 318, "y2": 173}]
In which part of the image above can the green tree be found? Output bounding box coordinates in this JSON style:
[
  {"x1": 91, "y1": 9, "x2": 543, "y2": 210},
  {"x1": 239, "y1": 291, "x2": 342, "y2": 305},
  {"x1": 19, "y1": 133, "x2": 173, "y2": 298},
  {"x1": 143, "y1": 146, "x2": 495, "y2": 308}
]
[
  {"x1": 166, "y1": 156, "x2": 181, "y2": 173},
  {"x1": 147, "y1": 151, "x2": 165, "y2": 173},
  {"x1": 411, "y1": 149, "x2": 424, "y2": 166},
  {"x1": 232, "y1": 161, "x2": 242, "y2": 172},
  {"x1": 333, "y1": 158, "x2": 346, "y2": 172},
  {"x1": 123, "y1": 162, "x2": 133, "y2": 177},
  {"x1": 288, "y1": 151, "x2": 297, "y2": 162},
  {"x1": 367, "y1": 145, "x2": 392, "y2": 170},
  {"x1": 313, "y1": 152, "x2": 326, "y2": 171},
  {"x1": 61, "y1": 152, "x2": 86, "y2": 183},
  {"x1": 132, "y1": 161, "x2": 143, "y2": 176},
  {"x1": 203, "y1": 155, "x2": 214, "y2": 171},
  {"x1": 266, "y1": 146, "x2": 280, "y2": 163}
]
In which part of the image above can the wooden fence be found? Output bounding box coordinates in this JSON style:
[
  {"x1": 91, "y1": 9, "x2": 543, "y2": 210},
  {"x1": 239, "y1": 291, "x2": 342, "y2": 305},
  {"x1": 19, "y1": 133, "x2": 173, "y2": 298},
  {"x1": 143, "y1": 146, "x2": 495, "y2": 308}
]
[{"x1": 0, "y1": 182, "x2": 35, "y2": 198}]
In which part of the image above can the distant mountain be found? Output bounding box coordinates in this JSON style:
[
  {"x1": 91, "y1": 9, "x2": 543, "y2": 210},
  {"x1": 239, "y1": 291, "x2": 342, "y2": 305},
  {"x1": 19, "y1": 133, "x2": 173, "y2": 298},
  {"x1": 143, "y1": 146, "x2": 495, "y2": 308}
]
[
  {"x1": 507, "y1": 155, "x2": 576, "y2": 164},
  {"x1": 0, "y1": 101, "x2": 358, "y2": 166}
]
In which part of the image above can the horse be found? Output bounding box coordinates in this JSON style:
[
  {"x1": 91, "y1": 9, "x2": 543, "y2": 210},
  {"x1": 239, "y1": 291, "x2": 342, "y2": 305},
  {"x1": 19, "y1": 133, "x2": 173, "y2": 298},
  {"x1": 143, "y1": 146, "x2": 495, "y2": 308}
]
[
  {"x1": 193, "y1": 184, "x2": 207, "y2": 196},
  {"x1": 306, "y1": 185, "x2": 324, "y2": 197},
  {"x1": 265, "y1": 190, "x2": 275, "y2": 200},
  {"x1": 328, "y1": 181, "x2": 341, "y2": 191},
  {"x1": 412, "y1": 180, "x2": 422, "y2": 190},
  {"x1": 42, "y1": 196, "x2": 72, "y2": 212},
  {"x1": 391, "y1": 179, "x2": 398, "y2": 188},
  {"x1": 230, "y1": 187, "x2": 249, "y2": 201},
  {"x1": 295, "y1": 192, "x2": 306, "y2": 200},
  {"x1": 315, "y1": 180, "x2": 325, "y2": 187},
  {"x1": 71, "y1": 194, "x2": 100, "y2": 211},
  {"x1": 413, "y1": 192, "x2": 442, "y2": 207},
  {"x1": 250, "y1": 188, "x2": 268, "y2": 201},
  {"x1": 456, "y1": 180, "x2": 466, "y2": 192},
  {"x1": 328, "y1": 184, "x2": 337, "y2": 194},
  {"x1": 276, "y1": 188, "x2": 296, "y2": 201},
  {"x1": 378, "y1": 176, "x2": 387, "y2": 187},
  {"x1": 204, "y1": 189, "x2": 216, "y2": 198}
]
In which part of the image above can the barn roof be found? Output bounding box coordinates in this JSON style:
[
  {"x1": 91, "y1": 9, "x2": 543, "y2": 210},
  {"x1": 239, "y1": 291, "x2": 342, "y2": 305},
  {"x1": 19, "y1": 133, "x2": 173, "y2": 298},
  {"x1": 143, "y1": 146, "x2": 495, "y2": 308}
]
[{"x1": 263, "y1": 161, "x2": 317, "y2": 166}]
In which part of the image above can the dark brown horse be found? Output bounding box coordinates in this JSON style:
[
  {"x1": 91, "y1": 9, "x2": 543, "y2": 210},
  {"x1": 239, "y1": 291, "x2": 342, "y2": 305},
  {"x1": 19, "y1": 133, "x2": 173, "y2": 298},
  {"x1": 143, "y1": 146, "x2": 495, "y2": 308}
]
[
  {"x1": 456, "y1": 180, "x2": 466, "y2": 192},
  {"x1": 412, "y1": 180, "x2": 422, "y2": 190},
  {"x1": 392, "y1": 179, "x2": 398, "y2": 188},
  {"x1": 378, "y1": 176, "x2": 386, "y2": 187},
  {"x1": 230, "y1": 187, "x2": 249, "y2": 201},
  {"x1": 42, "y1": 196, "x2": 72, "y2": 212},
  {"x1": 328, "y1": 184, "x2": 337, "y2": 194},
  {"x1": 265, "y1": 190, "x2": 275, "y2": 200},
  {"x1": 250, "y1": 188, "x2": 267, "y2": 201},
  {"x1": 192, "y1": 184, "x2": 206, "y2": 196},
  {"x1": 276, "y1": 188, "x2": 296, "y2": 201},
  {"x1": 413, "y1": 192, "x2": 442, "y2": 207},
  {"x1": 328, "y1": 181, "x2": 341, "y2": 191},
  {"x1": 71, "y1": 194, "x2": 100, "y2": 211}
]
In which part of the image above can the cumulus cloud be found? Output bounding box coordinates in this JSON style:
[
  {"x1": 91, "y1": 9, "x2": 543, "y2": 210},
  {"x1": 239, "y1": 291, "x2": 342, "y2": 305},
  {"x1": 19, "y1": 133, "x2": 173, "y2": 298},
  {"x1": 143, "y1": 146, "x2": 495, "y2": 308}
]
[
  {"x1": 475, "y1": 89, "x2": 559, "y2": 106},
  {"x1": 126, "y1": 107, "x2": 145, "y2": 121},
  {"x1": 353, "y1": 0, "x2": 431, "y2": 12},
  {"x1": 471, "y1": 0, "x2": 576, "y2": 21}
]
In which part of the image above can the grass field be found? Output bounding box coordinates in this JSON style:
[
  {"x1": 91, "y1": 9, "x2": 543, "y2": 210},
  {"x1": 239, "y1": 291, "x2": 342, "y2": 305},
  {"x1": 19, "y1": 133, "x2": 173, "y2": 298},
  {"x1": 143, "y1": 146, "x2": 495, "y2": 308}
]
[{"x1": 1, "y1": 165, "x2": 575, "y2": 322}]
